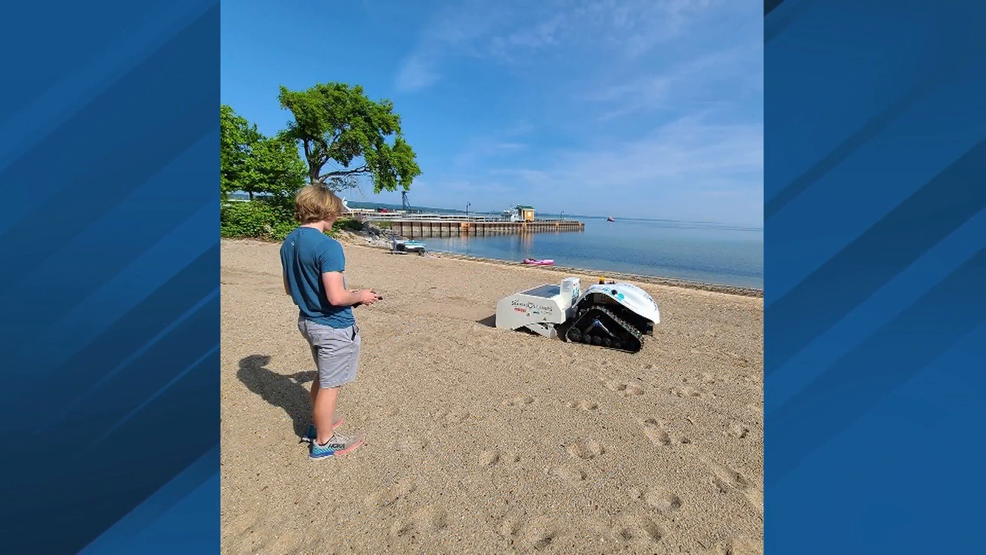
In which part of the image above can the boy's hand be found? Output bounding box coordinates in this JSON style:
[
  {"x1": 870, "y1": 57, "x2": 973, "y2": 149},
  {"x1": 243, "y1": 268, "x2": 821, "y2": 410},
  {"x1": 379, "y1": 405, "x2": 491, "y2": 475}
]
[{"x1": 357, "y1": 289, "x2": 380, "y2": 305}]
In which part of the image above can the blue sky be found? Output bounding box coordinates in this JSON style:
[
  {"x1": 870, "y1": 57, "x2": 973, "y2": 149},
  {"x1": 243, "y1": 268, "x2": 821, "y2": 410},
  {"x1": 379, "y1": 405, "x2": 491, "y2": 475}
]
[{"x1": 221, "y1": 0, "x2": 763, "y2": 225}]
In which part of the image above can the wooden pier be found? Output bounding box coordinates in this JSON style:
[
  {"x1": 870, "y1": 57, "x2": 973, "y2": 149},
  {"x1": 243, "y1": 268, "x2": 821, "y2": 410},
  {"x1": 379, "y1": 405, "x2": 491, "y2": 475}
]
[{"x1": 355, "y1": 215, "x2": 584, "y2": 239}]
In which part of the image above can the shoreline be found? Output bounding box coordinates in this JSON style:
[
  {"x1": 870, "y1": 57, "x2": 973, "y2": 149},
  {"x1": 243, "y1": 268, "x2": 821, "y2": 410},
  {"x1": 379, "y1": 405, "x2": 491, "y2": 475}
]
[
  {"x1": 424, "y1": 249, "x2": 763, "y2": 298},
  {"x1": 226, "y1": 235, "x2": 763, "y2": 298},
  {"x1": 331, "y1": 233, "x2": 763, "y2": 298}
]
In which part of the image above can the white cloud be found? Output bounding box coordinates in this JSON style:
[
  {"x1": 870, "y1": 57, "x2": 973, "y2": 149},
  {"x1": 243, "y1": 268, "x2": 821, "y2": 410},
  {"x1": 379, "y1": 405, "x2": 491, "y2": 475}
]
[
  {"x1": 395, "y1": 52, "x2": 440, "y2": 92},
  {"x1": 449, "y1": 119, "x2": 536, "y2": 166},
  {"x1": 586, "y1": 42, "x2": 762, "y2": 121},
  {"x1": 394, "y1": 0, "x2": 733, "y2": 92},
  {"x1": 574, "y1": 0, "x2": 718, "y2": 57},
  {"x1": 394, "y1": 0, "x2": 509, "y2": 92},
  {"x1": 486, "y1": 114, "x2": 763, "y2": 222}
]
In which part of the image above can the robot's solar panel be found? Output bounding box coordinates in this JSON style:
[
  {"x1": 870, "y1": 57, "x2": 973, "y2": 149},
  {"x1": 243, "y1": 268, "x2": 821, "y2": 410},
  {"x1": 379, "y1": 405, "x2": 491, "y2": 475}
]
[{"x1": 522, "y1": 285, "x2": 561, "y2": 298}]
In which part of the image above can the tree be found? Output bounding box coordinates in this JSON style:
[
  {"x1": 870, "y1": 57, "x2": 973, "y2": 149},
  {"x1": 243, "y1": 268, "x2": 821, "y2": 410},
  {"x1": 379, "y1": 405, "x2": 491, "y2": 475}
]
[
  {"x1": 241, "y1": 135, "x2": 307, "y2": 203},
  {"x1": 277, "y1": 82, "x2": 422, "y2": 193},
  {"x1": 220, "y1": 105, "x2": 306, "y2": 201},
  {"x1": 220, "y1": 104, "x2": 261, "y2": 200}
]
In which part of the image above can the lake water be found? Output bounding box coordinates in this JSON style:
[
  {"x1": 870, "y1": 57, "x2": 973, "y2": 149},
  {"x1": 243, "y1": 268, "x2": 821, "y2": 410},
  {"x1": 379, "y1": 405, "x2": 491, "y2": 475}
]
[{"x1": 418, "y1": 218, "x2": 763, "y2": 289}]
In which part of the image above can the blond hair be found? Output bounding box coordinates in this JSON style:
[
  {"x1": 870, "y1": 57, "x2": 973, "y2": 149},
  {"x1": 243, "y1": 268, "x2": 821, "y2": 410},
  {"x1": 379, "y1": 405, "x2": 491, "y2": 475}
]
[{"x1": 295, "y1": 183, "x2": 344, "y2": 224}]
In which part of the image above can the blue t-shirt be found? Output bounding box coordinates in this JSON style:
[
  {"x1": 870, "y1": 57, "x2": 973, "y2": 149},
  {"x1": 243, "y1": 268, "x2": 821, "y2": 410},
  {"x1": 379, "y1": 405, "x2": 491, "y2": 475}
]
[{"x1": 280, "y1": 227, "x2": 355, "y2": 328}]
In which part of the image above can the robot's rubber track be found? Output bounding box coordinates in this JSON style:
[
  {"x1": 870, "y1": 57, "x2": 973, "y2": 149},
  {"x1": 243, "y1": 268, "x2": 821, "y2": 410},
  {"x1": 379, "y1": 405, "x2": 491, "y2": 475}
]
[{"x1": 565, "y1": 305, "x2": 644, "y2": 353}]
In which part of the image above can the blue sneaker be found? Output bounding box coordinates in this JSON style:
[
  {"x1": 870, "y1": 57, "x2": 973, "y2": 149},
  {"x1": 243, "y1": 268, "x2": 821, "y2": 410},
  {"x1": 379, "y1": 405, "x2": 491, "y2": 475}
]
[
  {"x1": 303, "y1": 418, "x2": 345, "y2": 442},
  {"x1": 310, "y1": 433, "x2": 364, "y2": 459}
]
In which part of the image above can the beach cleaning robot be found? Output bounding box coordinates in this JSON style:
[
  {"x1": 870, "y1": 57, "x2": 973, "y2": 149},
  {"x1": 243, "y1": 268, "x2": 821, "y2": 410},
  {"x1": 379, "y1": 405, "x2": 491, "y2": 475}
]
[{"x1": 495, "y1": 277, "x2": 660, "y2": 353}]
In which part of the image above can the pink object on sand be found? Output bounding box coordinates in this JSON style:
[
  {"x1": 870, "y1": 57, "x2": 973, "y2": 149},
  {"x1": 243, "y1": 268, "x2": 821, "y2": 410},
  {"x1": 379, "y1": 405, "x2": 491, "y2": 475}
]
[{"x1": 523, "y1": 258, "x2": 554, "y2": 266}]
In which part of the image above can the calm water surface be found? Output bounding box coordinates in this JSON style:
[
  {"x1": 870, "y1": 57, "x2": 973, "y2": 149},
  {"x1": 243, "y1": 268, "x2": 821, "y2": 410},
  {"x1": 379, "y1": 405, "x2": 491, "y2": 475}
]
[{"x1": 417, "y1": 218, "x2": 763, "y2": 289}]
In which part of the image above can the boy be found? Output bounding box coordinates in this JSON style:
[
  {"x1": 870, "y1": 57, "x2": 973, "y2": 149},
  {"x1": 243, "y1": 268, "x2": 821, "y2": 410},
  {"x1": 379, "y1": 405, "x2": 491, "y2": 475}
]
[{"x1": 280, "y1": 184, "x2": 380, "y2": 459}]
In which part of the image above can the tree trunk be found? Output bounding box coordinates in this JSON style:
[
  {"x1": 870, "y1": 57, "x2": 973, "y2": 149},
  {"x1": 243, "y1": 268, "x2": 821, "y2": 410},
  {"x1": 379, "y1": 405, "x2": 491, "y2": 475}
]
[{"x1": 249, "y1": 191, "x2": 254, "y2": 200}]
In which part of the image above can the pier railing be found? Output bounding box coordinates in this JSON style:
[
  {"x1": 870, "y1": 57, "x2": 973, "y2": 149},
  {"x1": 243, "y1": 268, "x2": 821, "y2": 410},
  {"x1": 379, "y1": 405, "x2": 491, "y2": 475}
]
[
  {"x1": 351, "y1": 212, "x2": 584, "y2": 238},
  {"x1": 353, "y1": 211, "x2": 574, "y2": 224}
]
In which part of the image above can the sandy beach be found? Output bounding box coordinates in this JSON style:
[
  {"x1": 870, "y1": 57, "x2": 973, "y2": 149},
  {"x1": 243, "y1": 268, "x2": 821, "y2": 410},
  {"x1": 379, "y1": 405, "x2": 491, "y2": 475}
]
[{"x1": 221, "y1": 238, "x2": 764, "y2": 554}]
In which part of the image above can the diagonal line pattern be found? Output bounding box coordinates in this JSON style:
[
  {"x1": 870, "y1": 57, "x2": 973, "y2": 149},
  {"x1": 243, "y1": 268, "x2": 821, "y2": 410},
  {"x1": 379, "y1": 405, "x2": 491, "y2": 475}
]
[
  {"x1": 767, "y1": 208, "x2": 986, "y2": 412},
  {"x1": 0, "y1": 132, "x2": 218, "y2": 364},
  {"x1": 2, "y1": 244, "x2": 219, "y2": 436},
  {"x1": 52, "y1": 288, "x2": 219, "y2": 428},
  {"x1": 10, "y1": 201, "x2": 217, "y2": 374},
  {"x1": 767, "y1": 247, "x2": 986, "y2": 486},
  {"x1": 90, "y1": 344, "x2": 219, "y2": 448},
  {"x1": 0, "y1": 0, "x2": 215, "y2": 179},
  {"x1": 1, "y1": 1, "x2": 219, "y2": 552},
  {"x1": 79, "y1": 446, "x2": 219, "y2": 554},
  {"x1": 3, "y1": 304, "x2": 219, "y2": 552},
  {"x1": 764, "y1": 0, "x2": 816, "y2": 43},
  {"x1": 764, "y1": 48, "x2": 979, "y2": 219},
  {"x1": 764, "y1": 0, "x2": 789, "y2": 16},
  {"x1": 766, "y1": 138, "x2": 986, "y2": 375},
  {"x1": 0, "y1": 5, "x2": 218, "y2": 291}
]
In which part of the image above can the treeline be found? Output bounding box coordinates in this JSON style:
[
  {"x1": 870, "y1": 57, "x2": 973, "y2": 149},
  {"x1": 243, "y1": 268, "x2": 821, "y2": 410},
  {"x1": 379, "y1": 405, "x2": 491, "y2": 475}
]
[{"x1": 220, "y1": 82, "x2": 421, "y2": 240}]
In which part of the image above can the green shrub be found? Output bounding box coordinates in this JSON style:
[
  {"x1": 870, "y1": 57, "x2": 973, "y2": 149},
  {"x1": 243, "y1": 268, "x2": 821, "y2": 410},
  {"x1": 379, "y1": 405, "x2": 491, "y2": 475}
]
[
  {"x1": 221, "y1": 201, "x2": 296, "y2": 241},
  {"x1": 332, "y1": 218, "x2": 364, "y2": 233},
  {"x1": 222, "y1": 202, "x2": 368, "y2": 241}
]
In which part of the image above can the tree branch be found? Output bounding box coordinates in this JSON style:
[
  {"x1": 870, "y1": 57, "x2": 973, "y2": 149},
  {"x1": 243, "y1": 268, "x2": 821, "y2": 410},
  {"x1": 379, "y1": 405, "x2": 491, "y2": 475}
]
[{"x1": 320, "y1": 165, "x2": 369, "y2": 179}]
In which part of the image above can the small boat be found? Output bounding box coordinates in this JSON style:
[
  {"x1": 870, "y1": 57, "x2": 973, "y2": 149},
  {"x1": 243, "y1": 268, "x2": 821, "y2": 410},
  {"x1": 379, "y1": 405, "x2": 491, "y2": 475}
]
[
  {"x1": 607, "y1": 216, "x2": 615, "y2": 222},
  {"x1": 523, "y1": 258, "x2": 554, "y2": 266},
  {"x1": 391, "y1": 237, "x2": 426, "y2": 255}
]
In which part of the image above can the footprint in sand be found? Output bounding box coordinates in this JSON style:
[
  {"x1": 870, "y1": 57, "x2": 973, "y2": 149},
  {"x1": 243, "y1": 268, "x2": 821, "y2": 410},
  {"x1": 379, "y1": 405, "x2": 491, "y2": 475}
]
[
  {"x1": 565, "y1": 440, "x2": 606, "y2": 460},
  {"x1": 701, "y1": 456, "x2": 763, "y2": 514},
  {"x1": 380, "y1": 406, "x2": 400, "y2": 417},
  {"x1": 523, "y1": 516, "x2": 562, "y2": 550},
  {"x1": 638, "y1": 418, "x2": 690, "y2": 446},
  {"x1": 498, "y1": 515, "x2": 523, "y2": 540},
  {"x1": 713, "y1": 536, "x2": 763, "y2": 555},
  {"x1": 563, "y1": 400, "x2": 599, "y2": 411},
  {"x1": 546, "y1": 464, "x2": 586, "y2": 484},
  {"x1": 224, "y1": 510, "x2": 262, "y2": 538},
  {"x1": 671, "y1": 386, "x2": 705, "y2": 399},
  {"x1": 502, "y1": 394, "x2": 536, "y2": 407},
  {"x1": 365, "y1": 478, "x2": 417, "y2": 508},
  {"x1": 602, "y1": 514, "x2": 664, "y2": 547},
  {"x1": 727, "y1": 422, "x2": 750, "y2": 439},
  {"x1": 631, "y1": 487, "x2": 683, "y2": 513},
  {"x1": 432, "y1": 409, "x2": 470, "y2": 425},
  {"x1": 602, "y1": 378, "x2": 645, "y2": 397},
  {"x1": 496, "y1": 513, "x2": 562, "y2": 551},
  {"x1": 263, "y1": 532, "x2": 308, "y2": 554},
  {"x1": 390, "y1": 505, "x2": 449, "y2": 538},
  {"x1": 479, "y1": 449, "x2": 521, "y2": 467},
  {"x1": 395, "y1": 437, "x2": 429, "y2": 452},
  {"x1": 479, "y1": 449, "x2": 501, "y2": 467}
]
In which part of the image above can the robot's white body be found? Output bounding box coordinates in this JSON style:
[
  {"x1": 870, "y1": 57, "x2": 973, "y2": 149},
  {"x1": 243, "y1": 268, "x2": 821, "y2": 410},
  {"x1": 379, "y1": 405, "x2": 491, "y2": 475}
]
[{"x1": 495, "y1": 277, "x2": 660, "y2": 352}]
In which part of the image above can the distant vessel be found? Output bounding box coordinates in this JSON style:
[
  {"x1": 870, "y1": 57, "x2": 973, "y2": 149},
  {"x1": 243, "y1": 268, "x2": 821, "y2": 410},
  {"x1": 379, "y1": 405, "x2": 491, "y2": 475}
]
[{"x1": 607, "y1": 216, "x2": 615, "y2": 222}]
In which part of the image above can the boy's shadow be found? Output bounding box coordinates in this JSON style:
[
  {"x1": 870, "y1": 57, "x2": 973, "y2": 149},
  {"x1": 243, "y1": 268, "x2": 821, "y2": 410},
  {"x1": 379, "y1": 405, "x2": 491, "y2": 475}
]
[{"x1": 237, "y1": 355, "x2": 315, "y2": 438}]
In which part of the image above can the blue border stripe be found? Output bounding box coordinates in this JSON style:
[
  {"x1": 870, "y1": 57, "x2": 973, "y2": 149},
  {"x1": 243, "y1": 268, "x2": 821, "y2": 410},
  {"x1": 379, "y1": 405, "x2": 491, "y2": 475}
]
[
  {"x1": 768, "y1": 208, "x2": 986, "y2": 412},
  {"x1": 79, "y1": 447, "x2": 219, "y2": 555},
  {"x1": 766, "y1": 139, "x2": 986, "y2": 374},
  {"x1": 768, "y1": 247, "x2": 986, "y2": 484}
]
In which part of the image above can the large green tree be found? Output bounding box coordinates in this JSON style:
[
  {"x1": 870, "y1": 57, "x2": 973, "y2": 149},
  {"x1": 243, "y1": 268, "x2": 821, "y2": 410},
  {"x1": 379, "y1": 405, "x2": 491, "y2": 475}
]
[
  {"x1": 220, "y1": 104, "x2": 260, "y2": 200},
  {"x1": 277, "y1": 82, "x2": 421, "y2": 193},
  {"x1": 241, "y1": 135, "x2": 307, "y2": 202},
  {"x1": 220, "y1": 105, "x2": 306, "y2": 201}
]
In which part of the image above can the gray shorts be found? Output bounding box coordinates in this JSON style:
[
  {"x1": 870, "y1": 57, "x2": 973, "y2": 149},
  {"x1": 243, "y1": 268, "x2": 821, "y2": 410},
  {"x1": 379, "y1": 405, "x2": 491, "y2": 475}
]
[{"x1": 298, "y1": 317, "x2": 361, "y2": 388}]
